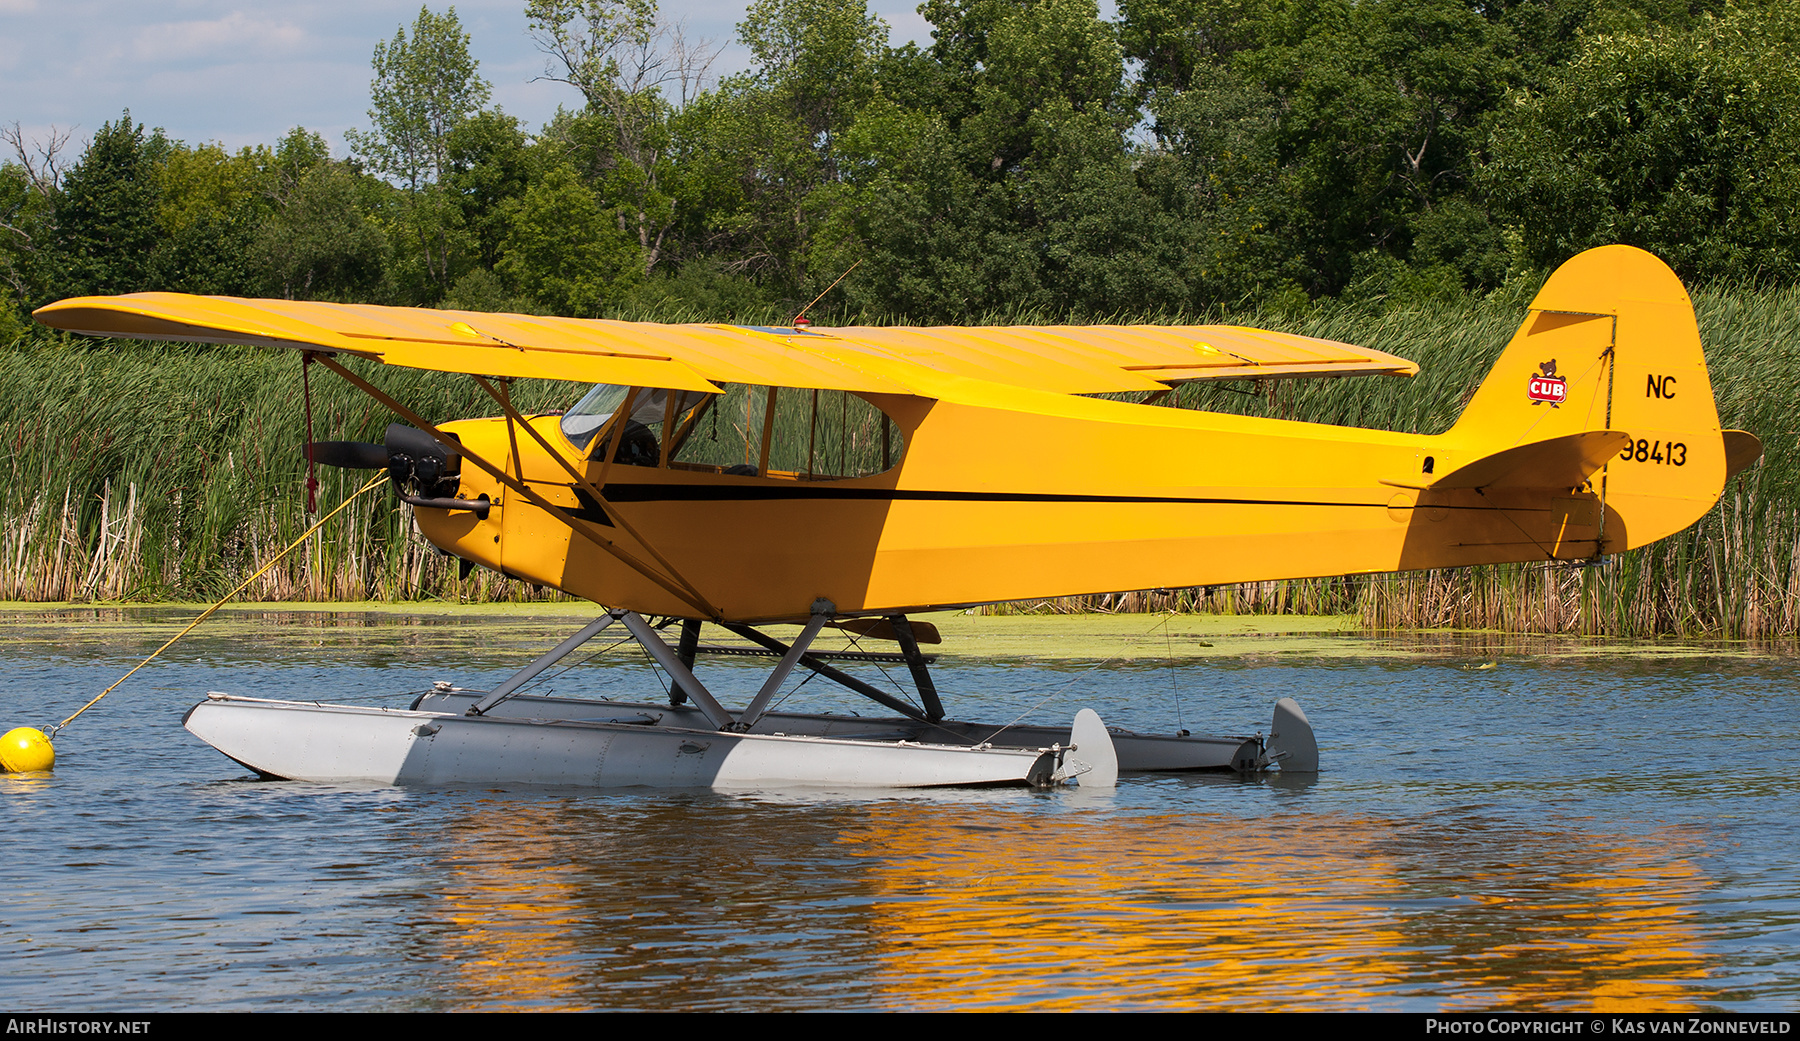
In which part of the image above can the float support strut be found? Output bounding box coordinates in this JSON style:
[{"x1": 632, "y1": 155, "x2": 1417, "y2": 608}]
[
  {"x1": 466, "y1": 614, "x2": 618, "y2": 716},
  {"x1": 618, "y1": 610, "x2": 736, "y2": 730},
  {"x1": 888, "y1": 614, "x2": 945, "y2": 721},
  {"x1": 720, "y1": 622, "x2": 930, "y2": 722},
  {"x1": 671, "y1": 619, "x2": 701, "y2": 706},
  {"x1": 736, "y1": 600, "x2": 833, "y2": 730}
]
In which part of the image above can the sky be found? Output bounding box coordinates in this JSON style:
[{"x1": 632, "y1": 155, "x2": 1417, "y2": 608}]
[{"x1": 0, "y1": 0, "x2": 938, "y2": 159}]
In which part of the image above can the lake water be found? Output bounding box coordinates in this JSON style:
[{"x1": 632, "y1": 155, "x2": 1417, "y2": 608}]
[{"x1": 2, "y1": 608, "x2": 1796, "y2": 1012}]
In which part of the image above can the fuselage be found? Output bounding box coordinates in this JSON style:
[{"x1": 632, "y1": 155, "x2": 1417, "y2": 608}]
[{"x1": 415, "y1": 381, "x2": 1695, "y2": 623}]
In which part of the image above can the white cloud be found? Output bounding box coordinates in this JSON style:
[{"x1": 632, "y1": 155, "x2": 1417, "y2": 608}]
[{"x1": 131, "y1": 11, "x2": 307, "y2": 63}]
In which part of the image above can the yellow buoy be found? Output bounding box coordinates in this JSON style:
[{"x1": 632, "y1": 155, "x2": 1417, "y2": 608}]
[{"x1": 0, "y1": 727, "x2": 55, "y2": 772}]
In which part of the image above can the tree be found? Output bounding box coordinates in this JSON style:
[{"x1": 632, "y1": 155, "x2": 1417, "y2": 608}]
[
  {"x1": 252, "y1": 160, "x2": 391, "y2": 301},
  {"x1": 346, "y1": 6, "x2": 492, "y2": 191},
  {"x1": 443, "y1": 110, "x2": 535, "y2": 271},
  {"x1": 1, "y1": 123, "x2": 72, "y2": 323},
  {"x1": 344, "y1": 7, "x2": 491, "y2": 299},
  {"x1": 672, "y1": 0, "x2": 889, "y2": 297},
  {"x1": 527, "y1": 0, "x2": 721, "y2": 275},
  {"x1": 497, "y1": 164, "x2": 642, "y2": 315},
  {"x1": 147, "y1": 140, "x2": 278, "y2": 296},
  {"x1": 52, "y1": 111, "x2": 169, "y2": 300},
  {"x1": 819, "y1": 0, "x2": 1181, "y2": 318},
  {"x1": 528, "y1": 0, "x2": 718, "y2": 117},
  {"x1": 1484, "y1": 5, "x2": 1800, "y2": 285}
]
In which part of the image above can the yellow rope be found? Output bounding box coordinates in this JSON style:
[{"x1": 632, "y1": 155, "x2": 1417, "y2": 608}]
[{"x1": 51, "y1": 471, "x2": 389, "y2": 736}]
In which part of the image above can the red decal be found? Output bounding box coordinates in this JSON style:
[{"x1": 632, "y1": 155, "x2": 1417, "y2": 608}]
[{"x1": 1527, "y1": 376, "x2": 1566, "y2": 404}]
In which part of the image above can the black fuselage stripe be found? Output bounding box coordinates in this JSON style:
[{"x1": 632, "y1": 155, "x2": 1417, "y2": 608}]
[
  {"x1": 566, "y1": 483, "x2": 1512, "y2": 511},
  {"x1": 594, "y1": 484, "x2": 1359, "y2": 506}
]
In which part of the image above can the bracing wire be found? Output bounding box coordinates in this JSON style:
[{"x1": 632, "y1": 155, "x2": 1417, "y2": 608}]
[{"x1": 50, "y1": 471, "x2": 389, "y2": 737}]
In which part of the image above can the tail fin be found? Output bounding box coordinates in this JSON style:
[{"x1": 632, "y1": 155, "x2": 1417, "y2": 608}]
[{"x1": 1444, "y1": 246, "x2": 1729, "y2": 552}]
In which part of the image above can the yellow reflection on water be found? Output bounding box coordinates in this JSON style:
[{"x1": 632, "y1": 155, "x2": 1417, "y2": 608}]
[
  {"x1": 427, "y1": 805, "x2": 598, "y2": 1012},
  {"x1": 403, "y1": 795, "x2": 1715, "y2": 1011},
  {"x1": 839, "y1": 805, "x2": 1714, "y2": 1011}
]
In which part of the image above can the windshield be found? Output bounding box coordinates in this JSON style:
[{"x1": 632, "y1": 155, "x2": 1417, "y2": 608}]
[
  {"x1": 560, "y1": 384, "x2": 710, "y2": 456},
  {"x1": 560, "y1": 384, "x2": 632, "y2": 451}
]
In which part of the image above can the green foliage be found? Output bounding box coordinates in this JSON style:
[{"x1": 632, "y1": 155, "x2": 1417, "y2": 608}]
[
  {"x1": 146, "y1": 140, "x2": 277, "y2": 296},
  {"x1": 444, "y1": 110, "x2": 536, "y2": 270},
  {"x1": 619, "y1": 257, "x2": 781, "y2": 320},
  {"x1": 342, "y1": 6, "x2": 495, "y2": 300},
  {"x1": 1, "y1": 156, "x2": 57, "y2": 315},
  {"x1": 345, "y1": 5, "x2": 493, "y2": 191},
  {"x1": 526, "y1": 0, "x2": 661, "y2": 112},
  {"x1": 441, "y1": 266, "x2": 540, "y2": 314},
  {"x1": 252, "y1": 161, "x2": 392, "y2": 301},
  {"x1": 497, "y1": 164, "x2": 642, "y2": 315},
  {"x1": 1239, "y1": 0, "x2": 1519, "y2": 294},
  {"x1": 9, "y1": 0, "x2": 1800, "y2": 320},
  {"x1": 526, "y1": 1, "x2": 702, "y2": 276},
  {"x1": 1485, "y1": 4, "x2": 1800, "y2": 285},
  {"x1": 52, "y1": 112, "x2": 167, "y2": 300}
]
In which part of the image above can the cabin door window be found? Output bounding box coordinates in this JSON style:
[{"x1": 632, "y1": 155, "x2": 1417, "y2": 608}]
[{"x1": 667, "y1": 384, "x2": 904, "y2": 479}]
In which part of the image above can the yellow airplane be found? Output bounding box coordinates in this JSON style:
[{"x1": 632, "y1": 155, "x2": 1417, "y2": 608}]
[{"x1": 33, "y1": 245, "x2": 1759, "y2": 788}]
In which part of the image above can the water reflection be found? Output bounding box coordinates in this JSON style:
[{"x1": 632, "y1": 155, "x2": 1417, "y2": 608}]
[
  {"x1": 408, "y1": 797, "x2": 883, "y2": 1010},
  {"x1": 3, "y1": 610, "x2": 1791, "y2": 1011},
  {"x1": 393, "y1": 793, "x2": 1715, "y2": 1011}
]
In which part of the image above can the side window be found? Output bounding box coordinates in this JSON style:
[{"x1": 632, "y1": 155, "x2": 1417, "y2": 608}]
[{"x1": 669, "y1": 384, "x2": 904, "y2": 479}]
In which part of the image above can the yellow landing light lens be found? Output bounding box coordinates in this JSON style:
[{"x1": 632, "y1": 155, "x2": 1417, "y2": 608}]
[{"x1": 0, "y1": 727, "x2": 54, "y2": 772}]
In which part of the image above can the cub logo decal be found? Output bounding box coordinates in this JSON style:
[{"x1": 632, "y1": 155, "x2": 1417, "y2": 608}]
[{"x1": 1527, "y1": 359, "x2": 1565, "y2": 407}]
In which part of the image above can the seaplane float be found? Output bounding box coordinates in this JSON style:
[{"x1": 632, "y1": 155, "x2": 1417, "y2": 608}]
[{"x1": 34, "y1": 245, "x2": 1758, "y2": 790}]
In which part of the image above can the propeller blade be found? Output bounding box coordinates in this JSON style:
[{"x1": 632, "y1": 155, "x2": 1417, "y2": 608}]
[
  {"x1": 305, "y1": 441, "x2": 389, "y2": 469},
  {"x1": 385, "y1": 423, "x2": 458, "y2": 463}
]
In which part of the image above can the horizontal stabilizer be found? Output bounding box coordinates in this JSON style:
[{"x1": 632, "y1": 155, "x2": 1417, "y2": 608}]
[
  {"x1": 1430, "y1": 431, "x2": 1632, "y2": 491},
  {"x1": 1724, "y1": 429, "x2": 1763, "y2": 481}
]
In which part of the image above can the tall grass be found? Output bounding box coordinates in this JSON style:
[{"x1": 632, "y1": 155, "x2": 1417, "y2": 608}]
[
  {"x1": 3, "y1": 284, "x2": 1795, "y2": 635},
  {"x1": 0, "y1": 340, "x2": 586, "y2": 603}
]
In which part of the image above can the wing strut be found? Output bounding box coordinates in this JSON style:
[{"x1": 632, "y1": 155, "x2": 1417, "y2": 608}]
[
  {"x1": 471, "y1": 375, "x2": 717, "y2": 618},
  {"x1": 314, "y1": 355, "x2": 721, "y2": 619}
]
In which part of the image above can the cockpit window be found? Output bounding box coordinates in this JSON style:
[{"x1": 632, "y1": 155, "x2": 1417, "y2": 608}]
[
  {"x1": 561, "y1": 384, "x2": 708, "y2": 463},
  {"x1": 560, "y1": 384, "x2": 634, "y2": 451}
]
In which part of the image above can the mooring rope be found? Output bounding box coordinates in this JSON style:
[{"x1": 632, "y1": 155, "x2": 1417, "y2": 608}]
[{"x1": 48, "y1": 471, "x2": 389, "y2": 737}]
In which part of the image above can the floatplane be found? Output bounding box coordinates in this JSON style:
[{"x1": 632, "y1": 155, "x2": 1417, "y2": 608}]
[{"x1": 34, "y1": 246, "x2": 1758, "y2": 789}]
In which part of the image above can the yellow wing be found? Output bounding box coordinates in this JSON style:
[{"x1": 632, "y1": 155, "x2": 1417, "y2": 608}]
[{"x1": 33, "y1": 293, "x2": 1418, "y2": 399}]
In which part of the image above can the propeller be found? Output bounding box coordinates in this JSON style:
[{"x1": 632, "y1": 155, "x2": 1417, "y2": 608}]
[
  {"x1": 303, "y1": 423, "x2": 464, "y2": 499},
  {"x1": 305, "y1": 440, "x2": 389, "y2": 469}
]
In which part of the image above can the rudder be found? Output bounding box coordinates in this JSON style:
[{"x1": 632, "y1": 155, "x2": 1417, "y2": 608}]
[{"x1": 1447, "y1": 246, "x2": 1726, "y2": 552}]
